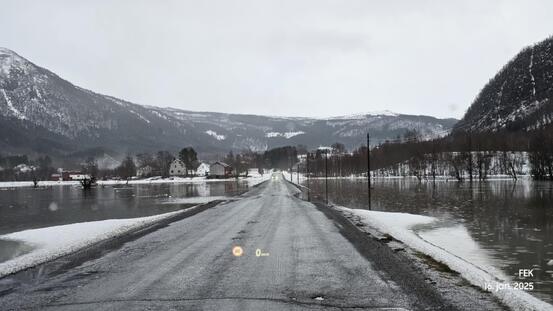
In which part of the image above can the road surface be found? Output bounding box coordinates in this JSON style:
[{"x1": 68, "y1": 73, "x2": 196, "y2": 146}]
[{"x1": 0, "y1": 173, "x2": 503, "y2": 310}]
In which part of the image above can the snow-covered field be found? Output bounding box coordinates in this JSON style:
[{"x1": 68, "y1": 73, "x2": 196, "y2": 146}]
[
  {"x1": 1, "y1": 169, "x2": 527, "y2": 190},
  {"x1": 0, "y1": 209, "x2": 194, "y2": 278},
  {"x1": 337, "y1": 206, "x2": 553, "y2": 311},
  {"x1": 281, "y1": 171, "x2": 306, "y2": 184},
  {"x1": 0, "y1": 170, "x2": 272, "y2": 189},
  {"x1": 280, "y1": 171, "x2": 528, "y2": 183},
  {"x1": 246, "y1": 170, "x2": 273, "y2": 186}
]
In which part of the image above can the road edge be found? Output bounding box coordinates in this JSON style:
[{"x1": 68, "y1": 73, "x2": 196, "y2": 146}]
[
  {"x1": 0, "y1": 200, "x2": 224, "y2": 289},
  {"x1": 308, "y1": 198, "x2": 509, "y2": 311}
]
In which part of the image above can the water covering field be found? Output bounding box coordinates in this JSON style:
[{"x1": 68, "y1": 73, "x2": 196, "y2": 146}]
[
  {"x1": 304, "y1": 177, "x2": 553, "y2": 303},
  {"x1": 0, "y1": 180, "x2": 251, "y2": 262}
]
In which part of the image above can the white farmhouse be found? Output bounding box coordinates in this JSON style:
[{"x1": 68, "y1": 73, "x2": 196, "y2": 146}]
[
  {"x1": 169, "y1": 159, "x2": 186, "y2": 176},
  {"x1": 69, "y1": 174, "x2": 92, "y2": 180},
  {"x1": 13, "y1": 164, "x2": 36, "y2": 173},
  {"x1": 196, "y1": 162, "x2": 210, "y2": 177}
]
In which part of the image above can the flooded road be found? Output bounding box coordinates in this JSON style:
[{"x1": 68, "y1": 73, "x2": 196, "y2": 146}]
[{"x1": 304, "y1": 177, "x2": 553, "y2": 303}]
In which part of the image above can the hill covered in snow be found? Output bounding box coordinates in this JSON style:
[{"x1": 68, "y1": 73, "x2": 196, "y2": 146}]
[{"x1": 0, "y1": 47, "x2": 457, "y2": 158}]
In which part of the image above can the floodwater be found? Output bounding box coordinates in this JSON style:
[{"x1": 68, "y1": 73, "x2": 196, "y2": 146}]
[
  {"x1": 0, "y1": 180, "x2": 250, "y2": 261},
  {"x1": 304, "y1": 177, "x2": 553, "y2": 303}
]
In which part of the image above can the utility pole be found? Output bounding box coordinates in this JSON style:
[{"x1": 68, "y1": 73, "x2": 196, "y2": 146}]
[
  {"x1": 367, "y1": 132, "x2": 371, "y2": 210},
  {"x1": 468, "y1": 130, "x2": 473, "y2": 183},
  {"x1": 288, "y1": 154, "x2": 292, "y2": 182},
  {"x1": 306, "y1": 153, "x2": 310, "y2": 201},
  {"x1": 325, "y1": 149, "x2": 329, "y2": 205},
  {"x1": 297, "y1": 161, "x2": 299, "y2": 184}
]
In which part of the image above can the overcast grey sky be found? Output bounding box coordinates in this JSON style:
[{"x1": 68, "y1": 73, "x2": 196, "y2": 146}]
[{"x1": 1, "y1": 1, "x2": 552, "y2": 119}]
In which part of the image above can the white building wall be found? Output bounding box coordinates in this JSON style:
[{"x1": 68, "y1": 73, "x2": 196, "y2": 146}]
[{"x1": 196, "y1": 163, "x2": 210, "y2": 176}]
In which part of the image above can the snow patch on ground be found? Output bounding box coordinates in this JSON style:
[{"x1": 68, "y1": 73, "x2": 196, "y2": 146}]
[
  {"x1": 1, "y1": 89, "x2": 26, "y2": 120},
  {"x1": 328, "y1": 110, "x2": 399, "y2": 119},
  {"x1": 0, "y1": 210, "x2": 189, "y2": 278},
  {"x1": 205, "y1": 130, "x2": 226, "y2": 140},
  {"x1": 163, "y1": 196, "x2": 230, "y2": 204},
  {"x1": 417, "y1": 225, "x2": 508, "y2": 279},
  {"x1": 129, "y1": 109, "x2": 150, "y2": 124},
  {"x1": 281, "y1": 171, "x2": 306, "y2": 184},
  {"x1": 0, "y1": 173, "x2": 272, "y2": 189},
  {"x1": 337, "y1": 207, "x2": 553, "y2": 311},
  {"x1": 106, "y1": 97, "x2": 127, "y2": 107},
  {"x1": 265, "y1": 131, "x2": 305, "y2": 139},
  {"x1": 529, "y1": 48, "x2": 536, "y2": 97},
  {"x1": 245, "y1": 170, "x2": 273, "y2": 187},
  {"x1": 150, "y1": 110, "x2": 169, "y2": 120},
  {"x1": 0, "y1": 180, "x2": 79, "y2": 188},
  {"x1": 0, "y1": 48, "x2": 32, "y2": 77}
]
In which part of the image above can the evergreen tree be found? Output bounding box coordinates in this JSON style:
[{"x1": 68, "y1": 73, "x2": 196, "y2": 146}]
[{"x1": 179, "y1": 147, "x2": 198, "y2": 175}]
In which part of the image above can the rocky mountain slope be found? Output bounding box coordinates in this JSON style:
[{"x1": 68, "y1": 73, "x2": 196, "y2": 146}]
[
  {"x1": 454, "y1": 36, "x2": 553, "y2": 133},
  {"x1": 0, "y1": 47, "x2": 457, "y2": 157}
]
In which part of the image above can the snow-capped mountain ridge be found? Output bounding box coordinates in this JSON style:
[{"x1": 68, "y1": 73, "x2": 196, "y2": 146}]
[
  {"x1": 0, "y1": 48, "x2": 33, "y2": 77},
  {"x1": 0, "y1": 47, "x2": 458, "y2": 157},
  {"x1": 327, "y1": 110, "x2": 399, "y2": 120}
]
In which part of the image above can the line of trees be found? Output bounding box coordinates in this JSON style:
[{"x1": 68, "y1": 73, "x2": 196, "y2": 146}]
[
  {"x1": 0, "y1": 154, "x2": 55, "y2": 181},
  {"x1": 79, "y1": 150, "x2": 175, "y2": 180},
  {"x1": 297, "y1": 127, "x2": 553, "y2": 181},
  {"x1": 2, "y1": 124, "x2": 553, "y2": 182},
  {"x1": 528, "y1": 130, "x2": 553, "y2": 180}
]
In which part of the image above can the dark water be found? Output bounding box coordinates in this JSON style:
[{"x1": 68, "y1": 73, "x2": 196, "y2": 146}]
[
  {"x1": 0, "y1": 181, "x2": 250, "y2": 263},
  {"x1": 304, "y1": 177, "x2": 553, "y2": 303},
  {"x1": 0, "y1": 181, "x2": 250, "y2": 236}
]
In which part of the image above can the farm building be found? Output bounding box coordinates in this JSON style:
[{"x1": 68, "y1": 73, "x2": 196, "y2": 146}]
[
  {"x1": 209, "y1": 162, "x2": 233, "y2": 178},
  {"x1": 196, "y1": 162, "x2": 210, "y2": 176},
  {"x1": 137, "y1": 165, "x2": 153, "y2": 177},
  {"x1": 50, "y1": 170, "x2": 85, "y2": 181}
]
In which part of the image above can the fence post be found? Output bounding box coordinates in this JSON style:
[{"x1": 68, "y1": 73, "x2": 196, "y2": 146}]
[{"x1": 325, "y1": 150, "x2": 329, "y2": 205}]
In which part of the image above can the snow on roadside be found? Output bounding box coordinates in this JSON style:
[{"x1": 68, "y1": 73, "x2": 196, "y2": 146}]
[
  {"x1": 162, "y1": 196, "x2": 230, "y2": 204},
  {"x1": 246, "y1": 170, "x2": 273, "y2": 187},
  {"x1": 0, "y1": 209, "x2": 191, "y2": 278},
  {"x1": 417, "y1": 224, "x2": 508, "y2": 279},
  {"x1": 337, "y1": 206, "x2": 553, "y2": 311},
  {"x1": 281, "y1": 171, "x2": 306, "y2": 184}
]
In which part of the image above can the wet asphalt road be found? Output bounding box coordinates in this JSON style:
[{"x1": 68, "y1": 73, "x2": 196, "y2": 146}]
[{"x1": 0, "y1": 173, "x2": 503, "y2": 310}]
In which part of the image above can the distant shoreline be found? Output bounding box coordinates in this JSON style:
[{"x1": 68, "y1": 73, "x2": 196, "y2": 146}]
[{"x1": 0, "y1": 174, "x2": 271, "y2": 188}]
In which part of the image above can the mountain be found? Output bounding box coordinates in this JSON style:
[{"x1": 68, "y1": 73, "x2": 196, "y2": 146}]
[
  {"x1": 0, "y1": 47, "x2": 457, "y2": 159},
  {"x1": 454, "y1": 36, "x2": 553, "y2": 133}
]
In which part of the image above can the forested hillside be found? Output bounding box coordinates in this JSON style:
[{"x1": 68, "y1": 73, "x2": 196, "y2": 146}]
[
  {"x1": 455, "y1": 36, "x2": 553, "y2": 132},
  {"x1": 0, "y1": 47, "x2": 456, "y2": 160}
]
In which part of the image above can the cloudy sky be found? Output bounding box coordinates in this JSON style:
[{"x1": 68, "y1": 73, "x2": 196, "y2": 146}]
[{"x1": 1, "y1": 1, "x2": 552, "y2": 119}]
